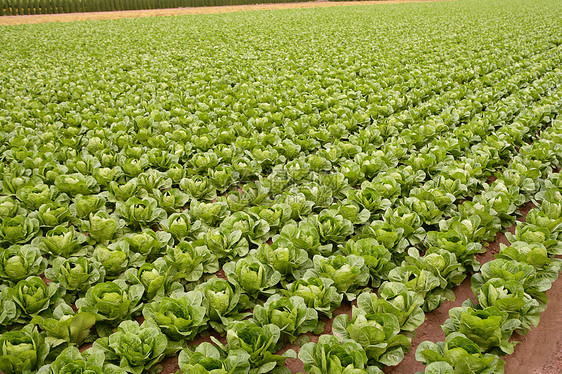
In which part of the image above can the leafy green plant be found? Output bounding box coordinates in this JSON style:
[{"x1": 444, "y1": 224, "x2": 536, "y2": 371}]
[
  {"x1": 178, "y1": 342, "x2": 250, "y2": 374},
  {"x1": 307, "y1": 254, "x2": 370, "y2": 301},
  {"x1": 37, "y1": 346, "x2": 126, "y2": 374},
  {"x1": 282, "y1": 276, "x2": 343, "y2": 317},
  {"x1": 213, "y1": 321, "x2": 296, "y2": 374},
  {"x1": 299, "y1": 334, "x2": 376, "y2": 374},
  {"x1": 92, "y1": 319, "x2": 168, "y2": 374},
  {"x1": 198, "y1": 277, "x2": 251, "y2": 333},
  {"x1": 0, "y1": 324, "x2": 50, "y2": 374},
  {"x1": 0, "y1": 245, "x2": 47, "y2": 284},
  {"x1": 224, "y1": 256, "x2": 281, "y2": 299},
  {"x1": 416, "y1": 332, "x2": 505, "y2": 374},
  {"x1": 143, "y1": 290, "x2": 207, "y2": 343},
  {"x1": 253, "y1": 294, "x2": 319, "y2": 342}
]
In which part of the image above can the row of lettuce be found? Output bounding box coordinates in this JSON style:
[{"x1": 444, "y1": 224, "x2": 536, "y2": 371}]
[
  {"x1": 415, "y1": 177, "x2": 562, "y2": 373},
  {"x1": 0, "y1": 73, "x2": 560, "y2": 374}
]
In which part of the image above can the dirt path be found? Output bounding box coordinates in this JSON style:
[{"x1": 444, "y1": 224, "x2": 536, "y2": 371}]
[{"x1": 0, "y1": 0, "x2": 445, "y2": 25}]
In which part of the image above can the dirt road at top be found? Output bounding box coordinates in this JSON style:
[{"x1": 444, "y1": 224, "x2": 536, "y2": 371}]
[{"x1": 0, "y1": 0, "x2": 445, "y2": 25}]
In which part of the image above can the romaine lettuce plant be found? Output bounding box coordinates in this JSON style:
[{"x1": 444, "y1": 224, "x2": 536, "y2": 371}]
[
  {"x1": 0, "y1": 245, "x2": 47, "y2": 284},
  {"x1": 92, "y1": 319, "x2": 168, "y2": 374},
  {"x1": 178, "y1": 342, "x2": 250, "y2": 374},
  {"x1": 299, "y1": 334, "x2": 376, "y2": 374},
  {"x1": 143, "y1": 290, "x2": 207, "y2": 343},
  {"x1": 0, "y1": 324, "x2": 50, "y2": 374},
  {"x1": 253, "y1": 294, "x2": 319, "y2": 342}
]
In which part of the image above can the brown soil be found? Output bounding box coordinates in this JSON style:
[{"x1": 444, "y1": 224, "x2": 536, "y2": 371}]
[
  {"x1": 0, "y1": 0, "x2": 447, "y2": 26},
  {"x1": 504, "y1": 278, "x2": 562, "y2": 374}
]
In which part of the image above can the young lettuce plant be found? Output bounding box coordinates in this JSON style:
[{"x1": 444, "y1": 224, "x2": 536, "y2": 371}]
[
  {"x1": 190, "y1": 199, "x2": 230, "y2": 227},
  {"x1": 29, "y1": 202, "x2": 71, "y2": 228},
  {"x1": 254, "y1": 239, "x2": 312, "y2": 282},
  {"x1": 224, "y1": 256, "x2": 281, "y2": 299},
  {"x1": 471, "y1": 259, "x2": 551, "y2": 305},
  {"x1": 0, "y1": 324, "x2": 50, "y2": 374},
  {"x1": 75, "y1": 279, "x2": 144, "y2": 336},
  {"x1": 306, "y1": 255, "x2": 370, "y2": 301},
  {"x1": 247, "y1": 203, "x2": 293, "y2": 234},
  {"x1": 442, "y1": 305, "x2": 519, "y2": 355},
  {"x1": 360, "y1": 221, "x2": 409, "y2": 258},
  {"x1": 0, "y1": 216, "x2": 40, "y2": 245},
  {"x1": 494, "y1": 241, "x2": 561, "y2": 284},
  {"x1": 124, "y1": 259, "x2": 182, "y2": 302},
  {"x1": 0, "y1": 244, "x2": 47, "y2": 285},
  {"x1": 92, "y1": 241, "x2": 145, "y2": 279},
  {"x1": 213, "y1": 321, "x2": 296, "y2": 374},
  {"x1": 330, "y1": 201, "x2": 371, "y2": 226},
  {"x1": 425, "y1": 230, "x2": 483, "y2": 272},
  {"x1": 68, "y1": 193, "x2": 106, "y2": 223},
  {"x1": 80, "y1": 211, "x2": 125, "y2": 243},
  {"x1": 0, "y1": 196, "x2": 26, "y2": 220},
  {"x1": 220, "y1": 211, "x2": 271, "y2": 246},
  {"x1": 332, "y1": 301, "x2": 411, "y2": 368},
  {"x1": 470, "y1": 278, "x2": 540, "y2": 335},
  {"x1": 278, "y1": 221, "x2": 333, "y2": 256},
  {"x1": 180, "y1": 176, "x2": 217, "y2": 202},
  {"x1": 203, "y1": 228, "x2": 250, "y2": 261},
  {"x1": 382, "y1": 206, "x2": 426, "y2": 246},
  {"x1": 0, "y1": 298, "x2": 17, "y2": 330},
  {"x1": 388, "y1": 248, "x2": 465, "y2": 312},
  {"x1": 164, "y1": 242, "x2": 219, "y2": 283},
  {"x1": 36, "y1": 346, "x2": 126, "y2": 374},
  {"x1": 354, "y1": 285, "x2": 425, "y2": 332},
  {"x1": 298, "y1": 334, "x2": 376, "y2": 374},
  {"x1": 341, "y1": 238, "x2": 395, "y2": 287},
  {"x1": 54, "y1": 173, "x2": 100, "y2": 197},
  {"x1": 103, "y1": 178, "x2": 145, "y2": 204},
  {"x1": 415, "y1": 332, "x2": 505, "y2": 374},
  {"x1": 178, "y1": 342, "x2": 250, "y2": 374},
  {"x1": 252, "y1": 295, "x2": 320, "y2": 342},
  {"x1": 121, "y1": 228, "x2": 172, "y2": 261},
  {"x1": 198, "y1": 277, "x2": 252, "y2": 333},
  {"x1": 1, "y1": 276, "x2": 62, "y2": 323},
  {"x1": 92, "y1": 319, "x2": 168, "y2": 374},
  {"x1": 506, "y1": 222, "x2": 562, "y2": 255},
  {"x1": 115, "y1": 197, "x2": 167, "y2": 229},
  {"x1": 31, "y1": 302, "x2": 97, "y2": 349},
  {"x1": 45, "y1": 256, "x2": 105, "y2": 295},
  {"x1": 14, "y1": 183, "x2": 56, "y2": 211},
  {"x1": 307, "y1": 210, "x2": 354, "y2": 246},
  {"x1": 142, "y1": 290, "x2": 208, "y2": 344},
  {"x1": 151, "y1": 188, "x2": 190, "y2": 214},
  {"x1": 37, "y1": 225, "x2": 89, "y2": 258},
  {"x1": 282, "y1": 276, "x2": 343, "y2": 318},
  {"x1": 346, "y1": 181, "x2": 392, "y2": 214}
]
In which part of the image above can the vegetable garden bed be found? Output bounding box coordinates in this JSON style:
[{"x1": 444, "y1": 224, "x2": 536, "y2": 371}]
[{"x1": 0, "y1": 0, "x2": 561, "y2": 373}]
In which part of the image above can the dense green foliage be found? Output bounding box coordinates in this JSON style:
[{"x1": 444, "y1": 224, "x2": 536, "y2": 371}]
[{"x1": 0, "y1": 0, "x2": 561, "y2": 373}]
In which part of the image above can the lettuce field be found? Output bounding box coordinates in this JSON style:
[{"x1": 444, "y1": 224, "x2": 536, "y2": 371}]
[{"x1": 1, "y1": 0, "x2": 561, "y2": 373}]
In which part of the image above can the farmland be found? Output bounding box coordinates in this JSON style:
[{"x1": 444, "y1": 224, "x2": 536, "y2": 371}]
[{"x1": 1, "y1": 0, "x2": 562, "y2": 373}]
